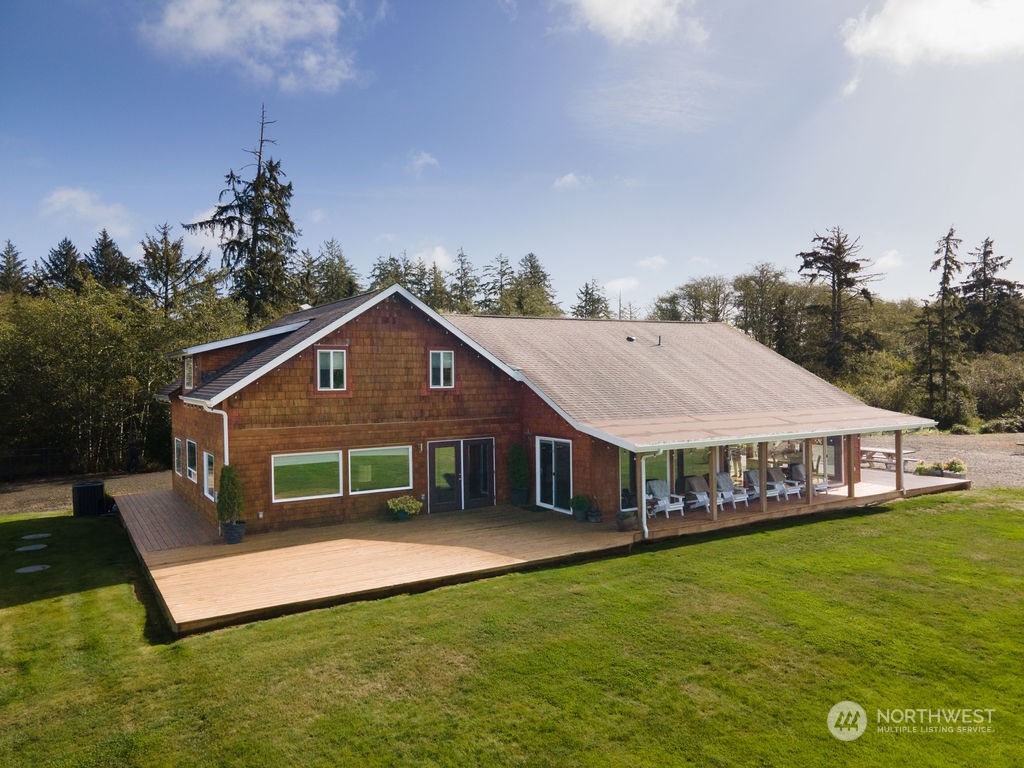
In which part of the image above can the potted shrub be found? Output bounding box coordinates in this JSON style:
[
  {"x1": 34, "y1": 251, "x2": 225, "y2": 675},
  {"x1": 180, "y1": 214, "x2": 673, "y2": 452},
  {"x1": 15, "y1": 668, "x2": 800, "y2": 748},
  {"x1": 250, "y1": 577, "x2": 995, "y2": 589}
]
[
  {"x1": 507, "y1": 442, "x2": 529, "y2": 506},
  {"x1": 569, "y1": 494, "x2": 590, "y2": 521},
  {"x1": 216, "y1": 465, "x2": 246, "y2": 544},
  {"x1": 387, "y1": 494, "x2": 422, "y2": 521}
]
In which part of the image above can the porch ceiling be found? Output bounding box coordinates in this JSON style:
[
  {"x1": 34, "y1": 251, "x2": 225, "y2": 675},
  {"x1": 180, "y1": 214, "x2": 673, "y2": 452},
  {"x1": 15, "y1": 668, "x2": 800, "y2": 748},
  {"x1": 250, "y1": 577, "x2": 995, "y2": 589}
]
[{"x1": 584, "y1": 405, "x2": 936, "y2": 453}]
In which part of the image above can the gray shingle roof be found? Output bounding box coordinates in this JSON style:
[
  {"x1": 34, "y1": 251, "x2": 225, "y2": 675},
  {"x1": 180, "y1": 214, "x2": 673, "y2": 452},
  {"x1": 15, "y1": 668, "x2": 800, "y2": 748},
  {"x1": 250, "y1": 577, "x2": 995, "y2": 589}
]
[{"x1": 444, "y1": 315, "x2": 934, "y2": 449}]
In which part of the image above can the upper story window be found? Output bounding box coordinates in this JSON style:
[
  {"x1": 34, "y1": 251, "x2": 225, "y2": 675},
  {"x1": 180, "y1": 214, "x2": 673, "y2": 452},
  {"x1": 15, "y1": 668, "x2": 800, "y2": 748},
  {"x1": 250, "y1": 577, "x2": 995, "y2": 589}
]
[
  {"x1": 318, "y1": 349, "x2": 347, "y2": 391},
  {"x1": 183, "y1": 356, "x2": 195, "y2": 390},
  {"x1": 430, "y1": 350, "x2": 454, "y2": 389}
]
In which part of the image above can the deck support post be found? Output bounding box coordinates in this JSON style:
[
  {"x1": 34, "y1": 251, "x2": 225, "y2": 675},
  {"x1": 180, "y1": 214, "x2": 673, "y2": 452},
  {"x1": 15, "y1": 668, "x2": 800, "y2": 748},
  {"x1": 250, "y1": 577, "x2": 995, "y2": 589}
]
[
  {"x1": 803, "y1": 438, "x2": 813, "y2": 506},
  {"x1": 638, "y1": 452, "x2": 650, "y2": 540},
  {"x1": 758, "y1": 442, "x2": 769, "y2": 513}
]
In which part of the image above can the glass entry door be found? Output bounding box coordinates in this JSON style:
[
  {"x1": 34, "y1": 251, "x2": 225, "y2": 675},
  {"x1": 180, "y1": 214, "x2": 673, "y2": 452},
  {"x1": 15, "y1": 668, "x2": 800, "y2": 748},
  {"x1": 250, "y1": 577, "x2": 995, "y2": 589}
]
[
  {"x1": 428, "y1": 438, "x2": 495, "y2": 513},
  {"x1": 538, "y1": 438, "x2": 572, "y2": 512}
]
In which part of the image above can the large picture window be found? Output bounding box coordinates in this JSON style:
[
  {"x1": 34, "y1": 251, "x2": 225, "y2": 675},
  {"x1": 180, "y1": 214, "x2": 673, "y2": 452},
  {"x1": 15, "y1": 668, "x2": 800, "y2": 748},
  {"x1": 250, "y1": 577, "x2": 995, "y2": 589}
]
[
  {"x1": 272, "y1": 451, "x2": 342, "y2": 502},
  {"x1": 186, "y1": 439, "x2": 198, "y2": 483},
  {"x1": 203, "y1": 452, "x2": 216, "y2": 500},
  {"x1": 317, "y1": 349, "x2": 346, "y2": 391},
  {"x1": 430, "y1": 350, "x2": 454, "y2": 388},
  {"x1": 349, "y1": 446, "x2": 413, "y2": 494}
]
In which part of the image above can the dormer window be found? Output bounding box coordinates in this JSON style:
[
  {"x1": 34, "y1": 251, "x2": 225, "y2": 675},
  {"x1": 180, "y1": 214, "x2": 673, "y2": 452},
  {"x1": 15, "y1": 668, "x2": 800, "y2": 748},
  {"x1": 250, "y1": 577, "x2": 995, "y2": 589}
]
[
  {"x1": 430, "y1": 350, "x2": 454, "y2": 389},
  {"x1": 318, "y1": 349, "x2": 347, "y2": 390},
  {"x1": 183, "y1": 356, "x2": 194, "y2": 390}
]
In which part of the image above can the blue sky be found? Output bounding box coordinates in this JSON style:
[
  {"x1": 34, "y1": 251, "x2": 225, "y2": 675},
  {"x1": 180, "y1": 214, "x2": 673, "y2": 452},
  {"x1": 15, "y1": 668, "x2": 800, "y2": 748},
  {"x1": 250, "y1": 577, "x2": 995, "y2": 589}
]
[{"x1": 3, "y1": 0, "x2": 1024, "y2": 312}]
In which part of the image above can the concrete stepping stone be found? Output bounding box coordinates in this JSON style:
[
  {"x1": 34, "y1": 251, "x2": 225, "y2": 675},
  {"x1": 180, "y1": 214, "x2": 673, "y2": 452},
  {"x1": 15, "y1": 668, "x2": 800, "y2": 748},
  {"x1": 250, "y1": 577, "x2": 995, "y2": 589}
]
[
  {"x1": 15, "y1": 564, "x2": 50, "y2": 574},
  {"x1": 16, "y1": 543, "x2": 48, "y2": 552}
]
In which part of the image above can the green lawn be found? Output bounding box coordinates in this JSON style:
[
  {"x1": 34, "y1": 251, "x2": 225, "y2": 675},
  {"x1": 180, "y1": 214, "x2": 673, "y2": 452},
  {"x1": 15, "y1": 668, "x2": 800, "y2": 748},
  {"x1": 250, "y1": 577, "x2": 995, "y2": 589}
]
[{"x1": 2, "y1": 490, "x2": 1021, "y2": 767}]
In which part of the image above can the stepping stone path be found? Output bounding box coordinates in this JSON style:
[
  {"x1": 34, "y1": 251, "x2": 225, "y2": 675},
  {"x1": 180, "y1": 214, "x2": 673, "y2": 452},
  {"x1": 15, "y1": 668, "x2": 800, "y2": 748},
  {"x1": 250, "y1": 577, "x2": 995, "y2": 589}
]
[{"x1": 15, "y1": 532, "x2": 52, "y2": 574}]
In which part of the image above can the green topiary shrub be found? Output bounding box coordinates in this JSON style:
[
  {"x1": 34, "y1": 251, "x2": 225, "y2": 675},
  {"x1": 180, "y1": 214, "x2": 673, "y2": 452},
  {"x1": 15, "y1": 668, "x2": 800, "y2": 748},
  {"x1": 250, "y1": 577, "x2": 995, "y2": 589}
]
[{"x1": 216, "y1": 465, "x2": 245, "y2": 523}]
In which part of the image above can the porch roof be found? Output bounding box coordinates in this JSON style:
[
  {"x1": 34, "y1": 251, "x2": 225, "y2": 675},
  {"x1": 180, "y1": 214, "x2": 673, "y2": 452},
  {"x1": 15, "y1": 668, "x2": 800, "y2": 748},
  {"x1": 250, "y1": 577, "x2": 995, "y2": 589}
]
[{"x1": 444, "y1": 315, "x2": 934, "y2": 452}]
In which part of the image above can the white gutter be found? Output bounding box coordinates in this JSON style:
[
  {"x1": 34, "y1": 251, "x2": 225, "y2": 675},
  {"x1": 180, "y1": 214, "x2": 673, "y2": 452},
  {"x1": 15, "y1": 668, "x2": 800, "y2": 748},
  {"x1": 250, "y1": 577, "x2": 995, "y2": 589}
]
[{"x1": 205, "y1": 406, "x2": 230, "y2": 465}]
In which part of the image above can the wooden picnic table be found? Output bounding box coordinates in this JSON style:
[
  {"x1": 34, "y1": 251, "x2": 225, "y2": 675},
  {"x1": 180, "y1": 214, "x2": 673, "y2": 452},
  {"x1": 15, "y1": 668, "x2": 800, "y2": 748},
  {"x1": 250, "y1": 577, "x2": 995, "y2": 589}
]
[{"x1": 860, "y1": 446, "x2": 917, "y2": 471}]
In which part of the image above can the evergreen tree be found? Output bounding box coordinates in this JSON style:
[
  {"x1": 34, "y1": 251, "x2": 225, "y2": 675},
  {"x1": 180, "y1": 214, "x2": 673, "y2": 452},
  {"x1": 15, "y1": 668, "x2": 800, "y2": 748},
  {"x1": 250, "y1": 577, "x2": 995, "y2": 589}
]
[
  {"x1": 919, "y1": 226, "x2": 972, "y2": 427},
  {"x1": 478, "y1": 253, "x2": 515, "y2": 314},
  {"x1": 139, "y1": 223, "x2": 213, "y2": 317},
  {"x1": 184, "y1": 105, "x2": 299, "y2": 325},
  {"x1": 571, "y1": 278, "x2": 611, "y2": 319},
  {"x1": 510, "y1": 252, "x2": 560, "y2": 316},
  {"x1": 732, "y1": 262, "x2": 790, "y2": 346},
  {"x1": 796, "y1": 226, "x2": 878, "y2": 378},
  {"x1": 368, "y1": 252, "x2": 410, "y2": 291},
  {"x1": 315, "y1": 239, "x2": 361, "y2": 303},
  {"x1": 649, "y1": 290, "x2": 683, "y2": 321},
  {"x1": 959, "y1": 237, "x2": 1022, "y2": 354},
  {"x1": 85, "y1": 229, "x2": 139, "y2": 290},
  {"x1": 0, "y1": 240, "x2": 29, "y2": 295},
  {"x1": 447, "y1": 248, "x2": 479, "y2": 313},
  {"x1": 36, "y1": 237, "x2": 88, "y2": 293},
  {"x1": 420, "y1": 262, "x2": 451, "y2": 311},
  {"x1": 289, "y1": 248, "x2": 320, "y2": 307}
]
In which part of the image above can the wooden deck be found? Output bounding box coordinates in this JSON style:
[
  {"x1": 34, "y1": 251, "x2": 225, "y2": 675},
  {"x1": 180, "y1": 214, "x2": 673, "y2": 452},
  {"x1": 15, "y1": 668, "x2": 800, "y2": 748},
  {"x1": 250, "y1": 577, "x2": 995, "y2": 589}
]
[{"x1": 116, "y1": 469, "x2": 969, "y2": 635}]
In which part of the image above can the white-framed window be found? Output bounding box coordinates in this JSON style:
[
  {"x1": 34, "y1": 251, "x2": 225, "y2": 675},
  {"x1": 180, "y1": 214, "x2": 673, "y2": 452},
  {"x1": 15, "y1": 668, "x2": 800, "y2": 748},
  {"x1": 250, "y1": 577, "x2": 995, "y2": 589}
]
[
  {"x1": 317, "y1": 349, "x2": 346, "y2": 391},
  {"x1": 430, "y1": 350, "x2": 454, "y2": 389},
  {"x1": 349, "y1": 446, "x2": 413, "y2": 494},
  {"x1": 174, "y1": 438, "x2": 183, "y2": 476},
  {"x1": 203, "y1": 452, "x2": 216, "y2": 500},
  {"x1": 272, "y1": 451, "x2": 343, "y2": 502},
  {"x1": 186, "y1": 439, "x2": 198, "y2": 483},
  {"x1": 184, "y1": 356, "x2": 194, "y2": 390}
]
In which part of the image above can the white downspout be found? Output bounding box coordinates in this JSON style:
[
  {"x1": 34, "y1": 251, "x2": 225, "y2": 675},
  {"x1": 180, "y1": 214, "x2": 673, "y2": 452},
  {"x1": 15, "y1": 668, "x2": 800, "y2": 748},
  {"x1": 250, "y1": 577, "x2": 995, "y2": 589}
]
[
  {"x1": 205, "y1": 406, "x2": 230, "y2": 466},
  {"x1": 638, "y1": 450, "x2": 665, "y2": 541}
]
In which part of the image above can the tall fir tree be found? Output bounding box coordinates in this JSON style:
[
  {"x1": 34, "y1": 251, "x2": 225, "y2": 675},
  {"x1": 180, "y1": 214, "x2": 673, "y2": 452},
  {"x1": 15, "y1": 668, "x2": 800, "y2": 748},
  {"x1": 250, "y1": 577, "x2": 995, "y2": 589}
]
[
  {"x1": 85, "y1": 229, "x2": 139, "y2": 291},
  {"x1": 140, "y1": 223, "x2": 214, "y2": 317},
  {"x1": 796, "y1": 226, "x2": 878, "y2": 379},
  {"x1": 510, "y1": 252, "x2": 560, "y2": 316},
  {"x1": 479, "y1": 253, "x2": 515, "y2": 314},
  {"x1": 36, "y1": 237, "x2": 88, "y2": 293},
  {"x1": 0, "y1": 240, "x2": 29, "y2": 295},
  {"x1": 184, "y1": 105, "x2": 298, "y2": 325},
  {"x1": 570, "y1": 278, "x2": 611, "y2": 319},
  {"x1": 315, "y1": 239, "x2": 361, "y2": 303},
  {"x1": 447, "y1": 248, "x2": 479, "y2": 313},
  {"x1": 959, "y1": 237, "x2": 1022, "y2": 354}
]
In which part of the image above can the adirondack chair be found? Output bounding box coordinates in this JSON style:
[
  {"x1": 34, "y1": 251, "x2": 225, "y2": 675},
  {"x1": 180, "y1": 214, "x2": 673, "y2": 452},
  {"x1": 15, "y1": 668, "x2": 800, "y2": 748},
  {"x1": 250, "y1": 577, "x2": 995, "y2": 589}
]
[
  {"x1": 715, "y1": 472, "x2": 749, "y2": 509},
  {"x1": 742, "y1": 469, "x2": 782, "y2": 501},
  {"x1": 766, "y1": 467, "x2": 802, "y2": 499},
  {"x1": 645, "y1": 479, "x2": 686, "y2": 518}
]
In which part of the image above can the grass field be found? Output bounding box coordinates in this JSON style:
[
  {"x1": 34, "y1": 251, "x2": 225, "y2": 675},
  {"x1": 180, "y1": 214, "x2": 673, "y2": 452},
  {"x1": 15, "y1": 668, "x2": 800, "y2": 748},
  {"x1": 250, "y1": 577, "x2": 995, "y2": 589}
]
[{"x1": 1, "y1": 490, "x2": 1021, "y2": 767}]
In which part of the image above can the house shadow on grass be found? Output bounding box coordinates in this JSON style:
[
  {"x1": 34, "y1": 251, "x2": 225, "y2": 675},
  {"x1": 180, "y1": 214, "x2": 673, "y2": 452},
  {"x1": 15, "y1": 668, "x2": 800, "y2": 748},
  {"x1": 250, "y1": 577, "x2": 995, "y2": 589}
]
[
  {"x1": 0, "y1": 513, "x2": 175, "y2": 644},
  {"x1": 638, "y1": 503, "x2": 896, "y2": 553}
]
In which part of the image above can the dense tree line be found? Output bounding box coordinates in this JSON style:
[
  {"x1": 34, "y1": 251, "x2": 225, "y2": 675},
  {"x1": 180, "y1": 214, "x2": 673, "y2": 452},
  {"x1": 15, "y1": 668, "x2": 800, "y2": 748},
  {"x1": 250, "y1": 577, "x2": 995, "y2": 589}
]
[
  {"x1": 3, "y1": 109, "x2": 1021, "y2": 474},
  {"x1": 650, "y1": 225, "x2": 1024, "y2": 430}
]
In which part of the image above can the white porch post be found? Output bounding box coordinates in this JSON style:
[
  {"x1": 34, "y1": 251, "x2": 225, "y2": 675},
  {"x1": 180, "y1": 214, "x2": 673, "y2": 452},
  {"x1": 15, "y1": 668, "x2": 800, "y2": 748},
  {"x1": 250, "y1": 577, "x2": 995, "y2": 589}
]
[
  {"x1": 710, "y1": 446, "x2": 720, "y2": 522},
  {"x1": 845, "y1": 434, "x2": 855, "y2": 497},
  {"x1": 895, "y1": 430, "x2": 905, "y2": 493}
]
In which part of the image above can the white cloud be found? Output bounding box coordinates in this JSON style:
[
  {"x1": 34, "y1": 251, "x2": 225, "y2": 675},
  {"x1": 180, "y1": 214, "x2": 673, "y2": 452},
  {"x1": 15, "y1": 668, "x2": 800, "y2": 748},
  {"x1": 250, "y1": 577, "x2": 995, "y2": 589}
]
[
  {"x1": 605, "y1": 277, "x2": 639, "y2": 294},
  {"x1": 497, "y1": 0, "x2": 518, "y2": 21},
  {"x1": 558, "y1": 0, "x2": 707, "y2": 46},
  {"x1": 412, "y1": 245, "x2": 454, "y2": 270},
  {"x1": 637, "y1": 254, "x2": 667, "y2": 271},
  {"x1": 181, "y1": 207, "x2": 225, "y2": 257},
  {"x1": 40, "y1": 187, "x2": 133, "y2": 239},
  {"x1": 573, "y1": 69, "x2": 719, "y2": 142},
  {"x1": 553, "y1": 172, "x2": 590, "y2": 189},
  {"x1": 408, "y1": 150, "x2": 440, "y2": 177},
  {"x1": 307, "y1": 208, "x2": 327, "y2": 224},
  {"x1": 876, "y1": 249, "x2": 904, "y2": 272},
  {"x1": 843, "y1": 0, "x2": 1024, "y2": 67},
  {"x1": 141, "y1": 0, "x2": 364, "y2": 92}
]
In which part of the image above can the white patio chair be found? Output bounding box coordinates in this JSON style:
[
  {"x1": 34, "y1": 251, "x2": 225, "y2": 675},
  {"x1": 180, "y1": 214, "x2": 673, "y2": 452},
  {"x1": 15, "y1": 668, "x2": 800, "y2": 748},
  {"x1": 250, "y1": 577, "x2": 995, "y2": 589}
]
[
  {"x1": 645, "y1": 479, "x2": 686, "y2": 518},
  {"x1": 743, "y1": 469, "x2": 782, "y2": 502},
  {"x1": 715, "y1": 472, "x2": 749, "y2": 509}
]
